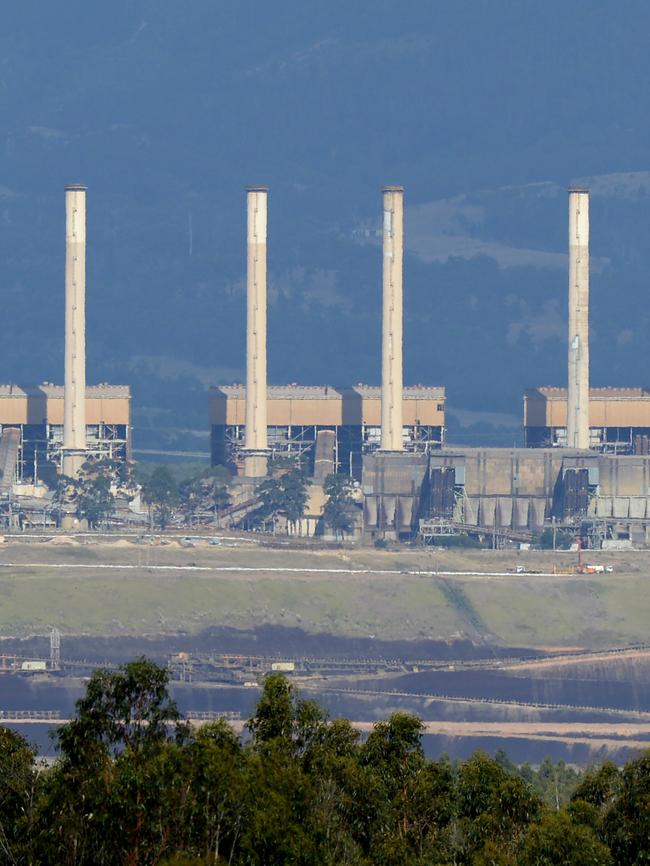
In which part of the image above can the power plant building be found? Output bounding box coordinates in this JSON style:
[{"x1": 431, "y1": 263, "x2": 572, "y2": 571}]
[
  {"x1": 210, "y1": 384, "x2": 445, "y2": 476},
  {"x1": 0, "y1": 384, "x2": 131, "y2": 489},
  {"x1": 524, "y1": 387, "x2": 650, "y2": 453}
]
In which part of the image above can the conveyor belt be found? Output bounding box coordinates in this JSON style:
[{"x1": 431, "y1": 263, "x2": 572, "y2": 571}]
[{"x1": 0, "y1": 427, "x2": 20, "y2": 493}]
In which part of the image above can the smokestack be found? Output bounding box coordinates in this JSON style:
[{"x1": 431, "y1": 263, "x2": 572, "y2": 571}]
[
  {"x1": 381, "y1": 185, "x2": 404, "y2": 451},
  {"x1": 567, "y1": 187, "x2": 590, "y2": 450},
  {"x1": 62, "y1": 184, "x2": 87, "y2": 477},
  {"x1": 244, "y1": 186, "x2": 269, "y2": 477}
]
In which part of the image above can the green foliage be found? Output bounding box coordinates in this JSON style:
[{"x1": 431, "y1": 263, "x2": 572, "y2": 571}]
[
  {"x1": 323, "y1": 473, "x2": 358, "y2": 538},
  {"x1": 527, "y1": 757, "x2": 584, "y2": 810},
  {"x1": 538, "y1": 527, "x2": 575, "y2": 550},
  {"x1": 56, "y1": 657, "x2": 182, "y2": 761},
  {"x1": 601, "y1": 752, "x2": 650, "y2": 866},
  {"x1": 141, "y1": 466, "x2": 180, "y2": 528},
  {"x1": 54, "y1": 458, "x2": 125, "y2": 528},
  {"x1": 254, "y1": 468, "x2": 309, "y2": 531},
  {"x1": 0, "y1": 727, "x2": 38, "y2": 865},
  {"x1": 2, "y1": 660, "x2": 649, "y2": 865},
  {"x1": 76, "y1": 471, "x2": 116, "y2": 528},
  {"x1": 437, "y1": 533, "x2": 483, "y2": 548},
  {"x1": 179, "y1": 467, "x2": 232, "y2": 525},
  {"x1": 519, "y1": 811, "x2": 613, "y2": 865}
]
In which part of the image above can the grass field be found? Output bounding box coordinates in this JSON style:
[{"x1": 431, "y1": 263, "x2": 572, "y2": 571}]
[{"x1": 1, "y1": 539, "x2": 649, "y2": 648}]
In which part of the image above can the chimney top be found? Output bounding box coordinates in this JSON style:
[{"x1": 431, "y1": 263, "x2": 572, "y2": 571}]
[
  {"x1": 246, "y1": 185, "x2": 268, "y2": 193},
  {"x1": 65, "y1": 184, "x2": 87, "y2": 191},
  {"x1": 383, "y1": 185, "x2": 404, "y2": 192}
]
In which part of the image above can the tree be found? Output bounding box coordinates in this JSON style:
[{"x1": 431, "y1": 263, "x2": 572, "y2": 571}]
[
  {"x1": 179, "y1": 468, "x2": 232, "y2": 526},
  {"x1": 9, "y1": 663, "x2": 650, "y2": 865},
  {"x1": 56, "y1": 657, "x2": 183, "y2": 760},
  {"x1": 518, "y1": 811, "x2": 613, "y2": 866},
  {"x1": 242, "y1": 674, "x2": 352, "y2": 866},
  {"x1": 452, "y1": 752, "x2": 542, "y2": 863},
  {"x1": 357, "y1": 713, "x2": 443, "y2": 862},
  {"x1": 538, "y1": 528, "x2": 575, "y2": 550},
  {"x1": 532, "y1": 757, "x2": 584, "y2": 810},
  {"x1": 141, "y1": 466, "x2": 179, "y2": 529},
  {"x1": 254, "y1": 468, "x2": 308, "y2": 533},
  {"x1": 0, "y1": 728, "x2": 38, "y2": 865},
  {"x1": 601, "y1": 752, "x2": 650, "y2": 866},
  {"x1": 53, "y1": 458, "x2": 132, "y2": 529},
  {"x1": 76, "y1": 471, "x2": 116, "y2": 528},
  {"x1": 40, "y1": 659, "x2": 187, "y2": 866},
  {"x1": 52, "y1": 473, "x2": 78, "y2": 525},
  {"x1": 176, "y1": 721, "x2": 247, "y2": 864},
  {"x1": 322, "y1": 473, "x2": 358, "y2": 539}
]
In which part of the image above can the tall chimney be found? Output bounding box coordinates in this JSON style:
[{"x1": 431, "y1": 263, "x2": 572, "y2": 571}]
[
  {"x1": 243, "y1": 186, "x2": 269, "y2": 477},
  {"x1": 381, "y1": 185, "x2": 404, "y2": 451},
  {"x1": 62, "y1": 184, "x2": 87, "y2": 477},
  {"x1": 567, "y1": 188, "x2": 590, "y2": 450}
]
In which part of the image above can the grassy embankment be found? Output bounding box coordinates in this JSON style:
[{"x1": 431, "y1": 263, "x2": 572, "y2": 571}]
[{"x1": 0, "y1": 541, "x2": 649, "y2": 648}]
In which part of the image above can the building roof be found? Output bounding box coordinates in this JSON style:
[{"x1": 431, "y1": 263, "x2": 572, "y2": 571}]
[
  {"x1": 211, "y1": 384, "x2": 445, "y2": 400},
  {"x1": 0, "y1": 384, "x2": 131, "y2": 399},
  {"x1": 526, "y1": 387, "x2": 650, "y2": 401}
]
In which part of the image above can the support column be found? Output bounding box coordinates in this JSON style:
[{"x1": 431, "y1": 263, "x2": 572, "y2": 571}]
[
  {"x1": 63, "y1": 184, "x2": 87, "y2": 477},
  {"x1": 243, "y1": 186, "x2": 269, "y2": 477},
  {"x1": 381, "y1": 185, "x2": 404, "y2": 451},
  {"x1": 567, "y1": 188, "x2": 590, "y2": 450}
]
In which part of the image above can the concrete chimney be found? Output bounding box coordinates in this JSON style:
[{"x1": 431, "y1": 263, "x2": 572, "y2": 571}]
[
  {"x1": 381, "y1": 185, "x2": 404, "y2": 451},
  {"x1": 62, "y1": 184, "x2": 87, "y2": 477},
  {"x1": 567, "y1": 188, "x2": 590, "y2": 450},
  {"x1": 243, "y1": 186, "x2": 269, "y2": 477}
]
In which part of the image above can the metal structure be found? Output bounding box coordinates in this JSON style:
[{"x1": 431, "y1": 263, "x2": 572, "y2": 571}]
[
  {"x1": 381, "y1": 186, "x2": 404, "y2": 451},
  {"x1": 0, "y1": 428, "x2": 20, "y2": 494},
  {"x1": 243, "y1": 186, "x2": 269, "y2": 477},
  {"x1": 523, "y1": 387, "x2": 650, "y2": 453},
  {"x1": 49, "y1": 627, "x2": 61, "y2": 670},
  {"x1": 0, "y1": 384, "x2": 130, "y2": 486},
  {"x1": 567, "y1": 188, "x2": 590, "y2": 450},
  {"x1": 400, "y1": 446, "x2": 650, "y2": 546},
  {"x1": 63, "y1": 184, "x2": 88, "y2": 477},
  {"x1": 210, "y1": 384, "x2": 445, "y2": 477}
]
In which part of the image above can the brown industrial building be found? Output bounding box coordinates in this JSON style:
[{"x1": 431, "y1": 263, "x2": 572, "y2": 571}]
[
  {"x1": 210, "y1": 384, "x2": 445, "y2": 476},
  {"x1": 524, "y1": 387, "x2": 650, "y2": 453},
  {"x1": 0, "y1": 384, "x2": 131, "y2": 488}
]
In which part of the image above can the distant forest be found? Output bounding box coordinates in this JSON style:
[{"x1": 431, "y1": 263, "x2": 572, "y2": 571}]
[{"x1": 1, "y1": 659, "x2": 647, "y2": 865}]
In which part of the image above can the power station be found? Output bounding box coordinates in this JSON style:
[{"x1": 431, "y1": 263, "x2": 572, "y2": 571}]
[
  {"x1": 209, "y1": 384, "x2": 446, "y2": 477},
  {"x1": 0, "y1": 186, "x2": 130, "y2": 494},
  {"x1": 2, "y1": 181, "x2": 650, "y2": 546}
]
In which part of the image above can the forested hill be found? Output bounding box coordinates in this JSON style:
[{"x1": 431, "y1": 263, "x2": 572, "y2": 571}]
[
  {"x1": 2, "y1": 659, "x2": 648, "y2": 864},
  {"x1": 2, "y1": 2, "x2": 650, "y2": 451}
]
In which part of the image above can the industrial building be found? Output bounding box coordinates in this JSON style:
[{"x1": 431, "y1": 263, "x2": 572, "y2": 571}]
[
  {"x1": 211, "y1": 182, "x2": 650, "y2": 548},
  {"x1": 364, "y1": 446, "x2": 650, "y2": 544},
  {"x1": 0, "y1": 384, "x2": 131, "y2": 490},
  {"x1": 0, "y1": 185, "x2": 131, "y2": 496},
  {"x1": 211, "y1": 184, "x2": 447, "y2": 478},
  {"x1": 210, "y1": 384, "x2": 445, "y2": 475},
  {"x1": 524, "y1": 387, "x2": 650, "y2": 453},
  {"x1": 2, "y1": 176, "x2": 646, "y2": 549},
  {"x1": 361, "y1": 186, "x2": 650, "y2": 545}
]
